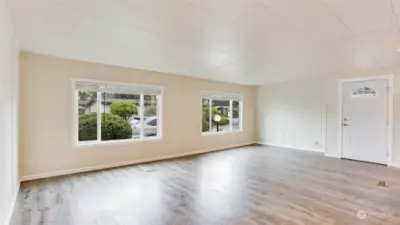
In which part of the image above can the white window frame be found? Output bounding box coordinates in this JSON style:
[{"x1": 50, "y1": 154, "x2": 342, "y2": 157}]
[
  {"x1": 72, "y1": 79, "x2": 163, "y2": 147},
  {"x1": 201, "y1": 91, "x2": 243, "y2": 135}
]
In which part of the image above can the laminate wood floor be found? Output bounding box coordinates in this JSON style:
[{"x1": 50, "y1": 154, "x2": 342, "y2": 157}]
[{"x1": 10, "y1": 145, "x2": 400, "y2": 225}]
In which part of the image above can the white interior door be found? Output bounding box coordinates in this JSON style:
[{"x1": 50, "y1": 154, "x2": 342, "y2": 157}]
[{"x1": 342, "y1": 79, "x2": 388, "y2": 164}]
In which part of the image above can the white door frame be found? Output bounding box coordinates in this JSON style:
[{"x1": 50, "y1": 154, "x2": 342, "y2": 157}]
[{"x1": 338, "y1": 74, "x2": 394, "y2": 165}]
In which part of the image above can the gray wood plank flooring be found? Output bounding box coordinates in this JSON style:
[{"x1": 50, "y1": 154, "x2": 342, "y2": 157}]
[{"x1": 10, "y1": 145, "x2": 400, "y2": 225}]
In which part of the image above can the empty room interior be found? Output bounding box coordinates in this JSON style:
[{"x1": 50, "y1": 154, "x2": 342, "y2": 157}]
[{"x1": 2, "y1": 0, "x2": 400, "y2": 224}]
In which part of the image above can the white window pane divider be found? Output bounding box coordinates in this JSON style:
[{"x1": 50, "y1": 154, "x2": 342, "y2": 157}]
[
  {"x1": 157, "y1": 95, "x2": 162, "y2": 137},
  {"x1": 209, "y1": 99, "x2": 212, "y2": 132},
  {"x1": 240, "y1": 101, "x2": 243, "y2": 130},
  {"x1": 75, "y1": 90, "x2": 79, "y2": 143},
  {"x1": 96, "y1": 92, "x2": 101, "y2": 141},
  {"x1": 140, "y1": 94, "x2": 144, "y2": 139},
  {"x1": 229, "y1": 100, "x2": 233, "y2": 132}
]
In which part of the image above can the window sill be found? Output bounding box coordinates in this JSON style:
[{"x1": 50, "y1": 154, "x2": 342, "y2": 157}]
[
  {"x1": 202, "y1": 130, "x2": 243, "y2": 136},
  {"x1": 74, "y1": 137, "x2": 163, "y2": 148}
]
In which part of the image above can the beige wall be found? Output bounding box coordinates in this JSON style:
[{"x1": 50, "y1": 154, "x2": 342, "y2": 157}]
[
  {"x1": 19, "y1": 52, "x2": 256, "y2": 178},
  {"x1": 257, "y1": 78, "x2": 325, "y2": 152},
  {"x1": 257, "y1": 72, "x2": 400, "y2": 165},
  {"x1": 0, "y1": 3, "x2": 20, "y2": 225}
]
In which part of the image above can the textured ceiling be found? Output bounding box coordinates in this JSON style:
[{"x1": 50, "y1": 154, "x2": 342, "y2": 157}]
[{"x1": 9, "y1": 0, "x2": 400, "y2": 85}]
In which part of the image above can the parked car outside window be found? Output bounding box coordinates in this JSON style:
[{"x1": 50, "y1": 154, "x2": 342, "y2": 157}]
[{"x1": 131, "y1": 116, "x2": 158, "y2": 138}]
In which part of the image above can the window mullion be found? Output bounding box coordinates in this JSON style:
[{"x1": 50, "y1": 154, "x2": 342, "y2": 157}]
[
  {"x1": 140, "y1": 94, "x2": 144, "y2": 139},
  {"x1": 75, "y1": 90, "x2": 79, "y2": 143},
  {"x1": 157, "y1": 95, "x2": 161, "y2": 137},
  {"x1": 240, "y1": 101, "x2": 243, "y2": 130},
  {"x1": 229, "y1": 100, "x2": 233, "y2": 132},
  {"x1": 209, "y1": 99, "x2": 212, "y2": 132},
  {"x1": 96, "y1": 92, "x2": 101, "y2": 142}
]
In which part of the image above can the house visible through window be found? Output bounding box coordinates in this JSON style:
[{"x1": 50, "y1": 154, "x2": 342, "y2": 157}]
[
  {"x1": 201, "y1": 92, "x2": 243, "y2": 133},
  {"x1": 75, "y1": 81, "x2": 162, "y2": 144}
]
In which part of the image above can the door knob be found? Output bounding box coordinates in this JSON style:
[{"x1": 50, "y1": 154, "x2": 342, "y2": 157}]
[{"x1": 343, "y1": 123, "x2": 350, "y2": 126}]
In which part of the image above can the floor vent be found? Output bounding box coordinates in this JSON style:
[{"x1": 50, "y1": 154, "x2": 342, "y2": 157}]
[{"x1": 377, "y1": 180, "x2": 388, "y2": 187}]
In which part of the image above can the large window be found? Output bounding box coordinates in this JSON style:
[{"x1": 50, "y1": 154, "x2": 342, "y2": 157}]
[
  {"x1": 75, "y1": 81, "x2": 162, "y2": 144},
  {"x1": 202, "y1": 92, "x2": 243, "y2": 133}
]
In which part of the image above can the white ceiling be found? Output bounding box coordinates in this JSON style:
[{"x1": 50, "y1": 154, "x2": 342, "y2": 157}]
[{"x1": 9, "y1": 0, "x2": 400, "y2": 85}]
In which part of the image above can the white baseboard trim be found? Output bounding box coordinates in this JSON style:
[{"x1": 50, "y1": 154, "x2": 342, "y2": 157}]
[
  {"x1": 257, "y1": 142, "x2": 324, "y2": 153},
  {"x1": 388, "y1": 162, "x2": 400, "y2": 168},
  {"x1": 5, "y1": 183, "x2": 20, "y2": 225},
  {"x1": 20, "y1": 142, "x2": 255, "y2": 182},
  {"x1": 324, "y1": 153, "x2": 341, "y2": 158}
]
